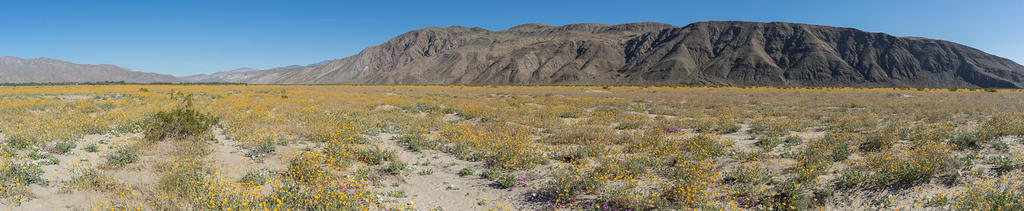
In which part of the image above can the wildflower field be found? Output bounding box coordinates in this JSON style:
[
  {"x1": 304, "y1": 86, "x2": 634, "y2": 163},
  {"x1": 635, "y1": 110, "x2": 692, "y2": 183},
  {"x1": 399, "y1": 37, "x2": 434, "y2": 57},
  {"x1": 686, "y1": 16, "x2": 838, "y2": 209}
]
[{"x1": 1, "y1": 85, "x2": 1023, "y2": 210}]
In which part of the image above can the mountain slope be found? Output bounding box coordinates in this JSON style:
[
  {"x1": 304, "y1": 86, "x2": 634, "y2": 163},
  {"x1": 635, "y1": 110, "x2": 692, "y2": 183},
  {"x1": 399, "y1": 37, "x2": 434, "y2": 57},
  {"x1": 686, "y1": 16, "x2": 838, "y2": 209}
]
[
  {"x1": 0, "y1": 56, "x2": 182, "y2": 83},
  {"x1": 210, "y1": 21, "x2": 1024, "y2": 88}
]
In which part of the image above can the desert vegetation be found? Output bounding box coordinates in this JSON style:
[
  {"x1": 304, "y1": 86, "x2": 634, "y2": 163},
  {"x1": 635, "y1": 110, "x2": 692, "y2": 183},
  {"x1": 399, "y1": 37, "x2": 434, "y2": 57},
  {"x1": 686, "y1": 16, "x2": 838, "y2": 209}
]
[{"x1": 1, "y1": 85, "x2": 1023, "y2": 210}]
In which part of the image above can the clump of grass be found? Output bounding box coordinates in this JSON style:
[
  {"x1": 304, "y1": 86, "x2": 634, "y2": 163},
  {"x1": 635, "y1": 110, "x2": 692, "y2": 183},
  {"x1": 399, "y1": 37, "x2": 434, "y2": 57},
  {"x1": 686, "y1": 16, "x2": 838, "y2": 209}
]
[
  {"x1": 417, "y1": 169, "x2": 434, "y2": 176},
  {"x1": 105, "y1": 146, "x2": 139, "y2": 168}
]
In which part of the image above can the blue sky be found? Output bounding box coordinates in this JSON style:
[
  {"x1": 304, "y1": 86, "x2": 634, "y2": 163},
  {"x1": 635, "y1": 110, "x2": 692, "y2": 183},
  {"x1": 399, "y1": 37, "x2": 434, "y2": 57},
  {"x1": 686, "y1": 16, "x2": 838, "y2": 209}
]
[{"x1": 2, "y1": 0, "x2": 1022, "y2": 76}]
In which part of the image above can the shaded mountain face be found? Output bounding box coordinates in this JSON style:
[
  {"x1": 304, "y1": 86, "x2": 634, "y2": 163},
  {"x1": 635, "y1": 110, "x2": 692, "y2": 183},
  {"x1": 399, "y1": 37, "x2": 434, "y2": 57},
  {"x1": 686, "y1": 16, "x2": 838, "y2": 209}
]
[
  {"x1": 0, "y1": 56, "x2": 182, "y2": 83},
  {"x1": 200, "y1": 21, "x2": 1024, "y2": 88}
]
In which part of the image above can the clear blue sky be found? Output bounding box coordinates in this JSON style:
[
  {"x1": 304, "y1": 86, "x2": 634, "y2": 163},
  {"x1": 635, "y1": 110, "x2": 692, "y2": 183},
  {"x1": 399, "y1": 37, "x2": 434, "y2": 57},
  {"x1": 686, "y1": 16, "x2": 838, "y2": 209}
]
[{"x1": 2, "y1": 0, "x2": 1022, "y2": 76}]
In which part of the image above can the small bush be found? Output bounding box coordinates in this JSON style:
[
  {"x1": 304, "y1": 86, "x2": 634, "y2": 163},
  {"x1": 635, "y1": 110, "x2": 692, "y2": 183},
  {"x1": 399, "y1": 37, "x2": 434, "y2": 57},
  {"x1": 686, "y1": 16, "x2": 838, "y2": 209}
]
[
  {"x1": 239, "y1": 170, "x2": 270, "y2": 187},
  {"x1": 494, "y1": 174, "x2": 518, "y2": 189},
  {"x1": 105, "y1": 147, "x2": 139, "y2": 167},
  {"x1": 83, "y1": 144, "x2": 98, "y2": 152},
  {"x1": 615, "y1": 121, "x2": 644, "y2": 130},
  {"x1": 5, "y1": 135, "x2": 35, "y2": 150},
  {"x1": 355, "y1": 147, "x2": 396, "y2": 165},
  {"x1": 2, "y1": 163, "x2": 45, "y2": 185},
  {"x1": 480, "y1": 170, "x2": 500, "y2": 180},
  {"x1": 142, "y1": 106, "x2": 219, "y2": 142},
  {"x1": 65, "y1": 169, "x2": 119, "y2": 192},
  {"x1": 245, "y1": 140, "x2": 276, "y2": 159},
  {"x1": 458, "y1": 167, "x2": 475, "y2": 177},
  {"x1": 53, "y1": 141, "x2": 76, "y2": 154},
  {"x1": 396, "y1": 134, "x2": 435, "y2": 152},
  {"x1": 951, "y1": 131, "x2": 986, "y2": 150},
  {"x1": 382, "y1": 160, "x2": 407, "y2": 175}
]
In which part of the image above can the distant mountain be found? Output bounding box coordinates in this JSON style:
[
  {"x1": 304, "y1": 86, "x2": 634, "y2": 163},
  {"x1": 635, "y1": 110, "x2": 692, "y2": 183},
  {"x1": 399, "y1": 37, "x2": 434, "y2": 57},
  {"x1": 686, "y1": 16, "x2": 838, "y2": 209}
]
[
  {"x1": 0, "y1": 56, "x2": 182, "y2": 83},
  {"x1": 208, "y1": 21, "x2": 1024, "y2": 88},
  {"x1": 183, "y1": 60, "x2": 334, "y2": 83}
]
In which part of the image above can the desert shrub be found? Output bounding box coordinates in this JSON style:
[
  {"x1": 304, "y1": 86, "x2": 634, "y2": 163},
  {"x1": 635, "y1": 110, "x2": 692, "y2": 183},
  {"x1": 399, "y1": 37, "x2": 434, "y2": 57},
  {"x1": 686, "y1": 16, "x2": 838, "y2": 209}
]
[
  {"x1": 480, "y1": 170, "x2": 501, "y2": 180},
  {"x1": 537, "y1": 165, "x2": 603, "y2": 204},
  {"x1": 661, "y1": 159, "x2": 720, "y2": 208},
  {"x1": 355, "y1": 147, "x2": 395, "y2": 165},
  {"x1": 239, "y1": 170, "x2": 270, "y2": 187},
  {"x1": 4, "y1": 135, "x2": 35, "y2": 150},
  {"x1": 835, "y1": 167, "x2": 871, "y2": 189},
  {"x1": 794, "y1": 134, "x2": 855, "y2": 182},
  {"x1": 867, "y1": 143, "x2": 958, "y2": 187},
  {"x1": 954, "y1": 172, "x2": 1024, "y2": 210},
  {"x1": 755, "y1": 180, "x2": 820, "y2": 210},
  {"x1": 457, "y1": 167, "x2": 475, "y2": 177},
  {"x1": 493, "y1": 174, "x2": 518, "y2": 189},
  {"x1": 396, "y1": 134, "x2": 435, "y2": 152},
  {"x1": 548, "y1": 145, "x2": 605, "y2": 163},
  {"x1": 83, "y1": 143, "x2": 98, "y2": 152},
  {"x1": 382, "y1": 160, "x2": 407, "y2": 175},
  {"x1": 859, "y1": 133, "x2": 895, "y2": 152},
  {"x1": 615, "y1": 121, "x2": 645, "y2": 130},
  {"x1": 989, "y1": 155, "x2": 1022, "y2": 174},
  {"x1": 53, "y1": 141, "x2": 76, "y2": 154},
  {"x1": 2, "y1": 163, "x2": 44, "y2": 185},
  {"x1": 65, "y1": 168, "x2": 120, "y2": 192},
  {"x1": 951, "y1": 130, "x2": 986, "y2": 150},
  {"x1": 726, "y1": 163, "x2": 772, "y2": 184},
  {"x1": 142, "y1": 106, "x2": 219, "y2": 142},
  {"x1": 245, "y1": 140, "x2": 276, "y2": 159},
  {"x1": 105, "y1": 147, "x2": 139, "y2": 167}
]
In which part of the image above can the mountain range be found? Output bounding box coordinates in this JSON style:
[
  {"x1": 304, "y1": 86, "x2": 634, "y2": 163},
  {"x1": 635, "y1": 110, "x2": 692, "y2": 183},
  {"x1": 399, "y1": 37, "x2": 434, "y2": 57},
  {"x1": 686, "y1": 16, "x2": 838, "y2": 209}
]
[{"x1": 4, "y1": 21, "x2": 1023, "y2": 88}]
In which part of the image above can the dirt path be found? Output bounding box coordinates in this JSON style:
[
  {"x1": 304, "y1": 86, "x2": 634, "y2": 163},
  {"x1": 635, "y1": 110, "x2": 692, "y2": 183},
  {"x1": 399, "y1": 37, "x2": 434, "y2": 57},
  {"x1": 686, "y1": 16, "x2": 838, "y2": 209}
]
[{"x1": 373, "y1": 133, "x2": 533, "y2": 210}]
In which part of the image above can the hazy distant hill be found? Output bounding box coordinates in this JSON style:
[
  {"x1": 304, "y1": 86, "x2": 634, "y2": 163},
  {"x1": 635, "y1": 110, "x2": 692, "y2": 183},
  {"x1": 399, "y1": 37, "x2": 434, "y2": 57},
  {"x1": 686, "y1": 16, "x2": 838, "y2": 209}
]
[
  {"x1": 201, "y1": 21, "x2": 1024, "y2": 88},
  {"x1": 0, "y1": 56, "x2": 182, "y2": 83}
]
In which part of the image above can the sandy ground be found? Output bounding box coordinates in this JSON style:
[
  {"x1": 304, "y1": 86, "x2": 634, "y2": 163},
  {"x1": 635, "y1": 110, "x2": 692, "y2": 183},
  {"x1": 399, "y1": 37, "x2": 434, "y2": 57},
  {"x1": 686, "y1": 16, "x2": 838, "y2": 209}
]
[{"x1": 372, "y1": 133, "x2": 536, "y2": 210}]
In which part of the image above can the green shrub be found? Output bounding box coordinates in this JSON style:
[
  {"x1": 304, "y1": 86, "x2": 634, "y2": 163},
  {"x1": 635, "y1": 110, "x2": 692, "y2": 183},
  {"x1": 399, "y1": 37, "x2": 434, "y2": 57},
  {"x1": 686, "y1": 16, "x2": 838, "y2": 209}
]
[
  {"x1": 54, "y1": 141, "x2": 76, "y2": 154},
  {"x1": 142, "y1": 107, "x2": 219, "y2": 142},
  {"x1": 355, "y1": 147, "x2": 396, "y2": 165},
  {"x1": 105, "y1": 147, "x2": 139, "y2": 167},
  {"x1": 458, "y1": 167, "x2": 475, "y2": 177},
  {"x1": 615, "y1": 121, "x2": 644, "y2": 130},
  {"x1": 494, "y1": 174, "x2": 518, "y2": 189},
  {"x1": 239, "y1": 170, "x2": 269, "y2": 187},
  {"x1": 383, "y1": 160, "x2": 407, "y2": 175},
  {"x1": 480, "y1": 170, "x2": 500, "y2": 180},
  {"x1": 66, "y1": 169, "x2": 120, "y2": 192},
  {"x1": 2, "y1": 163, "x2": 44, "y2": 185},
  {"x1": 245, "y1": 140, "x2": 276, "y2": 159},
  {"x1": 83, "y1": 144, "x2": 98, "y2": 152},
  {"x1": 5, "y1": 135, "x2": 35, "y2": 150},
  {"x1": 396, "y1": 134, "x2": 435, "y2": 152},
  {"x1": 951, "y1": 131, "x2": 986, "y2": 150}
]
